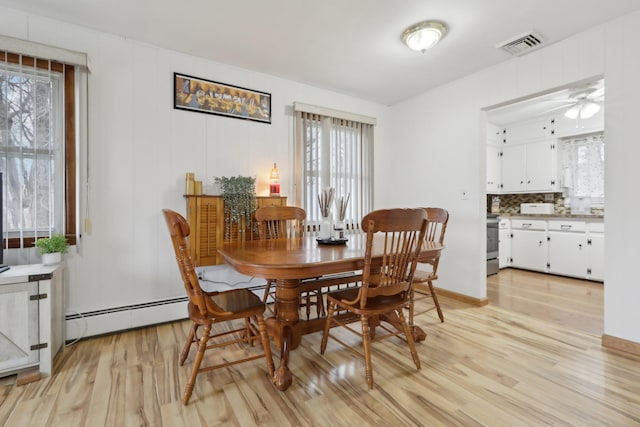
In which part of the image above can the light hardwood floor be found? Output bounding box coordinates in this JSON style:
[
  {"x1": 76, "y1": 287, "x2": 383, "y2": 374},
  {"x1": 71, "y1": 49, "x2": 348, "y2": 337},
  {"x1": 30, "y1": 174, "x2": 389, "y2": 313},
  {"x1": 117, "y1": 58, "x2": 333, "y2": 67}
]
[{"x1": 2, "y1": 269, "x2": 639, "y2": 426}]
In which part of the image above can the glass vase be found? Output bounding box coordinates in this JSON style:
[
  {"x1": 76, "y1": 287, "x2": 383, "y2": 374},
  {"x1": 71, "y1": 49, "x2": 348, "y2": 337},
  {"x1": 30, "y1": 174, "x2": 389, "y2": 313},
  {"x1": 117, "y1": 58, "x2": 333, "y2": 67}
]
[{"x1": 320, "y1": 216, "x2": 332, "y2": 239}]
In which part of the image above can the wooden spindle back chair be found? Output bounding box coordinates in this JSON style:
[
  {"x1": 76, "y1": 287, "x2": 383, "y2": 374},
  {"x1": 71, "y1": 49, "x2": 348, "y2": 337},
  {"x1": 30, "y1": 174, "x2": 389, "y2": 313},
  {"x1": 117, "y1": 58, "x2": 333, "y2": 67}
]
[
  {"x1": 409, "y1": 207, "x2": 449, "y2": 324},
  {"x1": 254, "y1": 206, "x2": 324, "y2": 318},
  {"x1": 320, "y1": 208, "x2": 427, "y2": 389},
  {"x1": 162, "y1": 209, "x2": 274, "y2": 404}
]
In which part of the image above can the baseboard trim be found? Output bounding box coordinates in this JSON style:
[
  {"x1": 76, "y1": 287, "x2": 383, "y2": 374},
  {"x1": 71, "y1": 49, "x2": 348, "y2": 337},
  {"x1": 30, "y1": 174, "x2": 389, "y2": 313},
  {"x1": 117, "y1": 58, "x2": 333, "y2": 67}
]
[
  {"x1": 602, "y1": 334, "x2": 640, "y2": 356},
  {"x1": 416, "y1": 284, "x2": 488, "y2": 307}
]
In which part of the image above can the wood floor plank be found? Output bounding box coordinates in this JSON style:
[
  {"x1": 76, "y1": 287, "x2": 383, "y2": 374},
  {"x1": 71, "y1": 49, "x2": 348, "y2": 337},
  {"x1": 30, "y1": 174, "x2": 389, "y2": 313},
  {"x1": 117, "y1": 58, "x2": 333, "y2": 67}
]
[{"x1": 2, "y1": 269, "x2": 639, "y2": 426}]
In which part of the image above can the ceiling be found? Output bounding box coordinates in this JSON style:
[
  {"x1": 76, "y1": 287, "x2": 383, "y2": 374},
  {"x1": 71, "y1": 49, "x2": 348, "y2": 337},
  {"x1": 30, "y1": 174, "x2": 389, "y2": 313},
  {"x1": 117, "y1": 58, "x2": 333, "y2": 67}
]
[
  {"x1": 1, "y1": 0, "x2": 638, "y2": 106},
  {"x1": 487, "y1": 78, "x2": 605, "y2": 125}
]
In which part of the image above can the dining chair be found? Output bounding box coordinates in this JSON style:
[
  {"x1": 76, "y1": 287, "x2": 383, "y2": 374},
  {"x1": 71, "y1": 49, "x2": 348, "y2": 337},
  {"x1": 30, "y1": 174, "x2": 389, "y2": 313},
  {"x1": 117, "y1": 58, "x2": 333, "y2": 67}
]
[
  {"x1": 254, "y1": 205, "x2": 323, "y2": 318},
  {"x1": 162, "y1": 209, "x2": 274, "y2": 405},
  {"x1": 409, "y1": 207, "x2": 449, "y2": 325},
  {"x1": 320, "y1": 208, "x2": 427, "y2": 389}
]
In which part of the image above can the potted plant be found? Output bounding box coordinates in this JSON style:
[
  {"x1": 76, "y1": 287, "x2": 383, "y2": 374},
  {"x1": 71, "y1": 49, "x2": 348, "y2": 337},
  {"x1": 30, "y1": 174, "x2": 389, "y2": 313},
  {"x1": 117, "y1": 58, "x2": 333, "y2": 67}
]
[
  {"x1": 214, "y1": 175, "x2": 257, "y2": 239},
  {"x1": 35, "y1": 233, "x2": 69, "y2": 265}
]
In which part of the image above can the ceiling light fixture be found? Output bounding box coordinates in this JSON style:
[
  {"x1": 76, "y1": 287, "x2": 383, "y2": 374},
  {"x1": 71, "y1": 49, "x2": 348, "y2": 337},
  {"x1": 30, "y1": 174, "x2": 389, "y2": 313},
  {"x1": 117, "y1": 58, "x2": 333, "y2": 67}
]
[
  {"x1": 401, "y1": 21, "x2": 447, "y2": 53},
  {"x1": 564, "y1": 100, "x2": 601, "y2": 120}
]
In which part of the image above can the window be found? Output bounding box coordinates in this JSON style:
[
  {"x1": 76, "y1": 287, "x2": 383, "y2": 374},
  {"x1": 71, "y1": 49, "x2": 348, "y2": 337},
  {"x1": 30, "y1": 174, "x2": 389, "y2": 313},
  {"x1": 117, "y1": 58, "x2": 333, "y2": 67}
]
[
  {"x1": 560, "y1": 133, "x2": 604, "y2": 207},
  {"x1": 1, "y1": 50, "x2": 77, "y2": 249},
  {"x1": 294, "y1": 104, "x2": 374, "y2": 229}
]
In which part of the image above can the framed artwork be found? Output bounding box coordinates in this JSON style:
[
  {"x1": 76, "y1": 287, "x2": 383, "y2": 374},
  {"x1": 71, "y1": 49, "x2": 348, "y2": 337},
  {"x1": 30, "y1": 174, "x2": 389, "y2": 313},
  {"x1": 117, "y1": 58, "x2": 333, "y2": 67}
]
[{"x1": 173, "y1": 72, "x2": 271, "y2": 124}]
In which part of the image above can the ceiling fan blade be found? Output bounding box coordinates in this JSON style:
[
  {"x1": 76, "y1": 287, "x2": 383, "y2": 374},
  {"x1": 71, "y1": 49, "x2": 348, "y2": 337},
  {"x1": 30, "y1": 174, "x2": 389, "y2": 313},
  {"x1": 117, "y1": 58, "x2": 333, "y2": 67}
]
[{"x1": 537, "y1": 104, "x2": 573, "y2": 115}]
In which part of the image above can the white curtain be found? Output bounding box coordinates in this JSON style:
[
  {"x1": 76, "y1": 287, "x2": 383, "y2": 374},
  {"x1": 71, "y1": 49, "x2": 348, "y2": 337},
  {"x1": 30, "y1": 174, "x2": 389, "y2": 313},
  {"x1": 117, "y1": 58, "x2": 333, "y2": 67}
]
[
  {"x1": 560, "y1": 133, "x2": 604, "y2": 206},
  {"x1": 295, "y1": 109, "x2": 374, "y2": 229}
]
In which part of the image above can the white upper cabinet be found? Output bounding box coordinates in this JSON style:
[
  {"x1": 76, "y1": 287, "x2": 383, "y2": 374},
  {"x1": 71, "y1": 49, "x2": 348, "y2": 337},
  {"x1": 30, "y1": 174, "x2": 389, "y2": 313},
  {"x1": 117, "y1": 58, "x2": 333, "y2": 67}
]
[
  {"x1": 487, "y1": 123, "x2": 505, "y2": 144},
  {"x1": 501, "y1": 140, "x2": 558, "y2": 193},
  {"x1": 486, "y1": 144, "x2": 502, "y2": 193},
  {"x1": 504, "y1": 117, "x2": 555, "y2": 144}
]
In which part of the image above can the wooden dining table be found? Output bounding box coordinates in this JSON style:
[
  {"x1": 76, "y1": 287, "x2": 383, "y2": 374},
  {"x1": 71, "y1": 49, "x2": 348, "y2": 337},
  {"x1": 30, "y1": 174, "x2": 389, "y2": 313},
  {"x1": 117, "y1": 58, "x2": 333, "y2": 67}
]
[{"x1": 218, "y1": 233, "x2": 444, "y2": 390}]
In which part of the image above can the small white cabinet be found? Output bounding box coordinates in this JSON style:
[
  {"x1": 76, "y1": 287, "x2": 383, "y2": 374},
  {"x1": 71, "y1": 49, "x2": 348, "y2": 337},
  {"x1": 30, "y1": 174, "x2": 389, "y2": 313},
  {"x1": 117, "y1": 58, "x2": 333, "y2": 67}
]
[
  {"x1": 510, "y1": 219, "x2": 547, "y2": 272},
  {"x1": 587, "y1": 222, "x2": 605, "y2": 281},
  {"x1": 504, "y1": 117, "x2": 555, "y2": 143},
  {"x1": 547, "y1": 220, "x2": 588, "y2": 277},
  {"x1": 498, "y1": 218, "x2": 511, "y2": 268},
  {"x1": 487, "y1": 144, "x2": 502, "y2": 193},
  {"x1": 0, "y1": 264, "x2": 64, "y2": 379}
]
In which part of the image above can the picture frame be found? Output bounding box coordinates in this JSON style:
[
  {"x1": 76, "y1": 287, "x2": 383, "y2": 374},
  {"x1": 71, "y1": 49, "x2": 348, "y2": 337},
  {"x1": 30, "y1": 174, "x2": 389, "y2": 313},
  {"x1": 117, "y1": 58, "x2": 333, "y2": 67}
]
[{"x1": 173, "y1": 72, "x2": 271, "y2": 124}]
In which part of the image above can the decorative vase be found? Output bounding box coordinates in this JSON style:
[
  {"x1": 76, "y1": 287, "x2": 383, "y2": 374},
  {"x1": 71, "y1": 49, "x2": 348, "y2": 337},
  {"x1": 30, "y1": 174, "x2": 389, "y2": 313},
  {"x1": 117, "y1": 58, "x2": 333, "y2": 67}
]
[
  {"x1": 320, "y1": 216, "x2": 332, "y2": 239},
  {"x1": 42, "y1": 252, "x2": 61, "y2": 265}
]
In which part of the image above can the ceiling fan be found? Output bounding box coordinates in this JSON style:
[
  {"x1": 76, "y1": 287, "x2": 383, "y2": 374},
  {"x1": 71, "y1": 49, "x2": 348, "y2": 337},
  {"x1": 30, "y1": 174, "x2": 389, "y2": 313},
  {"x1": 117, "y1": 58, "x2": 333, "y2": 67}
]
[
  {"x1": 535, "y1": 80, "x2": 605, "y2": 120},
  {"x1": 563, "y1": 85, "x2": 604, "y2": 119}
]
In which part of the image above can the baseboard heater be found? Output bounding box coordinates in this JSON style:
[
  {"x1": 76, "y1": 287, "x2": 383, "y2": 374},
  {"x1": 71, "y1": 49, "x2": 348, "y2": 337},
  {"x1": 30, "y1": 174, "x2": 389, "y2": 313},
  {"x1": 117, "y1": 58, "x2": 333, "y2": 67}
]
[{"x1": 65, "y1": 296, "x2": 189, "y2": 342}]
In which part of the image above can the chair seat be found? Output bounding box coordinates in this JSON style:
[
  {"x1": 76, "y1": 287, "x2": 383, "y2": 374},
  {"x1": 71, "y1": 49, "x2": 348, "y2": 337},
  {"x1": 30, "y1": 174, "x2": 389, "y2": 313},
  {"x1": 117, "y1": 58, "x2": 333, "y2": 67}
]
[
  {"x1": 413, "y1": 270, "x2": 437, "y2": 283},
  {"x1": 188, "y1": 288, "x2": 266, "y2": 324},
  {"x1": 327, "y1": 286, "x2": 409, "y2": 315}
]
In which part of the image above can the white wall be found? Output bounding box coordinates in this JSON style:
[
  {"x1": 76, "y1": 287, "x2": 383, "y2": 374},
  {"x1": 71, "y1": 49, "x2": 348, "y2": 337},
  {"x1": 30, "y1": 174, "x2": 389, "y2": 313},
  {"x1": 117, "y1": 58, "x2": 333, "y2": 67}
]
[
  {"x1": 2, "y1": 6, "x2": 639, "y2": 347},
  {"x1": 386, "y1": 12, "x2": 640, "y2": 344},
  {"x1": 0, "y1": 7, "x2": 390, "y2": 317}
]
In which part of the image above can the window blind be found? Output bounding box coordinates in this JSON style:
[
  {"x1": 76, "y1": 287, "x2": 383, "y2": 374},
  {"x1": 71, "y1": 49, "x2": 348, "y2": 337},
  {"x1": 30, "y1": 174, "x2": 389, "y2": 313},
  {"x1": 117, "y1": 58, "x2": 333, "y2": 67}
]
[
  {"x1": 1, "y1": 50, "x2": 65, "y2": 250},
  {"x1": 295, "y1": 108, "x2": 374, "y2": 229}
]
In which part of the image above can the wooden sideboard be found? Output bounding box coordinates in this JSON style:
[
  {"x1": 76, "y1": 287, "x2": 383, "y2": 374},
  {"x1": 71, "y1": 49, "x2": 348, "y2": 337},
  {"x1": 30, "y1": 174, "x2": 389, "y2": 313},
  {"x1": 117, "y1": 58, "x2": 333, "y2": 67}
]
[{"x1": 185, "y1": 195, "x2": 287, "y2": 266}]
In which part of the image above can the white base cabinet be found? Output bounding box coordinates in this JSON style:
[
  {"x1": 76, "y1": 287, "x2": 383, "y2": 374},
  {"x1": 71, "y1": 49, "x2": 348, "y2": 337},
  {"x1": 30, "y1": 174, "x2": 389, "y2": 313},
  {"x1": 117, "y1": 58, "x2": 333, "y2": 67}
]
[
  {"x1": 498, "y1": 219, "x2": 511, "y2": 268},
  {"x1": 500, "y1": 217, "x2": 604, "y2": 282},
  {"x1": 587, "y1": 222, "x2": 605, "y2": 281},
  {"x1": 547, "y1": 220, "x2": 588, "y2": 277},
  {"x1": 0, "y1": 264, "x2": 64, "y2": 378},
  {"x1": 510, "y1": 219, "x2": 548, "y2": 272}
]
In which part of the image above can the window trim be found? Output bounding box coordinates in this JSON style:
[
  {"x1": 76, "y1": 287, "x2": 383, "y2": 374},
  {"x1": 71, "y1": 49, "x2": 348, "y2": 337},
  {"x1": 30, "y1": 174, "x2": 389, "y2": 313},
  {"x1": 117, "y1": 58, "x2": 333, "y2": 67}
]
[{"x1": 1, "y1": 51, "x2": 77, "y2": 249}]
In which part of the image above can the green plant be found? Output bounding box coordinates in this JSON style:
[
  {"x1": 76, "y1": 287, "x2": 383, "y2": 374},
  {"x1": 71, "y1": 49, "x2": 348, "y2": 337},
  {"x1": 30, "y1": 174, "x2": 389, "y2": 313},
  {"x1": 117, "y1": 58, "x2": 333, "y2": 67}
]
[
  {"x1": 35, "y1": 233, "x2": 69, "y2": 255},
  {"x1": 214, "y1": 175, "x2": 257, "y2": 239}
]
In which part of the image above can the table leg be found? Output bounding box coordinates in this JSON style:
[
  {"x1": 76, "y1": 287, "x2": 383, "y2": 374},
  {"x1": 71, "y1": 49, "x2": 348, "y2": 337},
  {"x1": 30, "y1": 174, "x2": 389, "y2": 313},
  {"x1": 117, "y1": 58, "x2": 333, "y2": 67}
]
[
  {"x1": 380, "y1": 310, "x2": 427, "y2": 342},
  {"x1": 271, "y1": 278, "x2": 301, "y2": 391}
]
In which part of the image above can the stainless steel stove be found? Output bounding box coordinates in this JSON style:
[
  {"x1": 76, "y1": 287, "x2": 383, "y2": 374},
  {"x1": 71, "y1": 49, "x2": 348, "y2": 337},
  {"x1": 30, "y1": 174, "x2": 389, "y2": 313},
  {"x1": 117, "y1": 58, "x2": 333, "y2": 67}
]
[{"x1": 487, "y1": 213, "x2": 499, "y2": 275}]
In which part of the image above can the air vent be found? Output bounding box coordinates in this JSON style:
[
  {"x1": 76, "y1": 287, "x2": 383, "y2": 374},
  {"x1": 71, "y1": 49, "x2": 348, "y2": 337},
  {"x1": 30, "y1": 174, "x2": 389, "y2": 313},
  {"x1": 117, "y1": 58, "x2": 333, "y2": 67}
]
[{"x1": 497, "y1": 31, "x2": 544, "y2": 56}]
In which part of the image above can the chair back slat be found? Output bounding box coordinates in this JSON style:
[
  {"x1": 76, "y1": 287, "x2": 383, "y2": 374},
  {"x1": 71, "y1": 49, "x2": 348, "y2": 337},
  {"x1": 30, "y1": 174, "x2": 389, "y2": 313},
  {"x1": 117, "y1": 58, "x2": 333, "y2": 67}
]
[
  {"x1": 255, "y1": 206, "x2": 306, "y2": 239},
  {"x1": 162, "y1": 209, "x2": 228, "y2": 316},
  {"x1": 420, "y1": 207, "x2": 449, "y2": 267},
  {"x1": 356, "y1": 209, "x2": 427, "y2": 308}
]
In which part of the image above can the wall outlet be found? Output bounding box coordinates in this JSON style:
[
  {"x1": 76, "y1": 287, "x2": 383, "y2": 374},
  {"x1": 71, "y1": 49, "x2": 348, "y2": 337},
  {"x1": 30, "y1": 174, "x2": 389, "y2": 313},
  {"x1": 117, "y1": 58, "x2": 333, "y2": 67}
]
[
  {"x1": 544, "y1": 194, "x2": 554, "y2": 201},
  {"x1": 197, "y1": 270, "x2": 204, "y2": 280}
]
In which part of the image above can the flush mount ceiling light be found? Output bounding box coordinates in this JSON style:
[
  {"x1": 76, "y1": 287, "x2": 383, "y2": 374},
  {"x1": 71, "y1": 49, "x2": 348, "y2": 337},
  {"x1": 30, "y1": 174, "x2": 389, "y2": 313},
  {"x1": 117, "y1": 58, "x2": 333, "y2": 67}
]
[{"x1": 401, "y1": 21, "x2": 447, "y2": 53}]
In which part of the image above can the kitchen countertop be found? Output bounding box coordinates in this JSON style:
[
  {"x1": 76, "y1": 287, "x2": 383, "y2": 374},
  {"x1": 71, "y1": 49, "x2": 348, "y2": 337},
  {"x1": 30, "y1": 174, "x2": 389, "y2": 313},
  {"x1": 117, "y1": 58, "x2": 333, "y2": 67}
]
[{"x1": 497, "y1": 213, "x2": 604, "y2": 219}]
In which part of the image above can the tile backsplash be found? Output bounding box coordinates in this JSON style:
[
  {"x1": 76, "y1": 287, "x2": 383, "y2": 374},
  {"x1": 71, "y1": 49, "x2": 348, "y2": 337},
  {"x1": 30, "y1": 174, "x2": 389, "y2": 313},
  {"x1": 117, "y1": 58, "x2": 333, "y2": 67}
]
[{"x1": 487, "y1": 193, "x2": 604, "y2": 215}]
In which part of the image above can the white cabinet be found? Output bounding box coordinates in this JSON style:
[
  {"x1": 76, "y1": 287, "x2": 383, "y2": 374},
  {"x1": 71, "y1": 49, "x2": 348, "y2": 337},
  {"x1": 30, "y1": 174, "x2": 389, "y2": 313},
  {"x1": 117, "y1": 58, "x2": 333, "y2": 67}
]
[
  {"x1": 505, "y1": 117, "x2": 554, "y2": 143},
  {"x1": 498, "y1": 218, "x2": 511, "y2": 268},
  {"x1": 487, "y1": 123, "x2": 505, "y2": 144},
  {"x1": 510, "y1": 219, "x2": 547, "y2": 272},
  {"x1": 501, "y1": 140, "x2": 558, "y2": 193},
  {"x1": 0, "y1": 264, "x2": 64, "y2": 379},
  {"x1": 501, "y1": 143, "x2": 526, "y2": 192},
  {"x1": 487, "y1": 144, "x2": 502, "y2": 193},
  {"x1": 587, "y1": 222, "x2": 605, "y2": 281},
  {"x1": 505, "y1": 217, "x2": 604, "y2": 282},
  {"x1": 547, "y1": 220, "x2": 587, "y2": 277}
]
